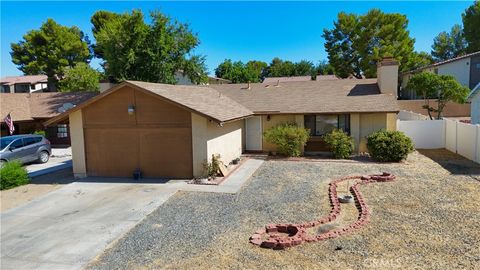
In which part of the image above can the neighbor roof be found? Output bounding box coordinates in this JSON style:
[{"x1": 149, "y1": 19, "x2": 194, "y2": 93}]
[
  {"x1": 0, "y1": 75, "x2": 48, "y2": 86},
  {"x1": 209, "y1": 79, "x2": 399, "y2": 114},
  {"x1": 45, "y1": 81, "x2": 253, "y2": 125},
  {"x1": 1, "y1": 92, "x2": 97, "y2": 122},
  {"x1": 262, "y1": 75, "x2": 340, "y2": 84},
  {"x1": 403, "y1": 51, "x2": 480, "y2": 75}
]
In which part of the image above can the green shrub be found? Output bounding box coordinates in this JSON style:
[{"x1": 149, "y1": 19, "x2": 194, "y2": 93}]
[
  {"x1": 263, "y1": 123, "x2": 310, "y2": 157},
  {"x1": 323, "y1": 129, "x2": 354, "y2": 159},
  {"x1": 0, "y1": 161, "x2": 30, "y2": 190},
  {"x1": 367, "y1": 130, "x2": 414, "y2": 162},
  {"x1": 203, "y1": 154, "x2": 221, "y2": 178},
  {"x1": 33, "y1": 130, "x2": 46, "y2": 137}
]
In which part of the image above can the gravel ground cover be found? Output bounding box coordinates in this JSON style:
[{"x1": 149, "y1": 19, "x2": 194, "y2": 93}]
[{"x1": 89, "y1": 150, "x2": 480, "y2": 270}]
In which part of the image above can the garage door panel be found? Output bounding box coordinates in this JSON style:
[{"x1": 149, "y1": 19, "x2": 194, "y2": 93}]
[
  {"x1": 139, "y1": 128, "x2": 192, "y2": 178},
  {"x1": 85, "y1": 128, "x2": 139, "y2": 177}
]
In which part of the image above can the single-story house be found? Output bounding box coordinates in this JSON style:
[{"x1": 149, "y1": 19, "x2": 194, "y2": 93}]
[
  {"x1": 1, "y1": 92, "x2": 97, "y2": 145},
  {"x1": 401, "y1": 51, "x2": 480, "y2": 99},
  {"x1": 46, "y1": 57, "x2": 399, "y2": 179}
]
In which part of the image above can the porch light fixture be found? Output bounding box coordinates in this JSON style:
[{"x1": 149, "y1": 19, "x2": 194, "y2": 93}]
[
  {"x1": 267, "y1": 115, "x2": 271, "y2": 121},
  {"x1": 128, "y1": 105, "x2": 135, "y2": 115}
]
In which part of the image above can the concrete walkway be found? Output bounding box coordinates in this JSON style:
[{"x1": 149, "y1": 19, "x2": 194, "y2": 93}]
[{"x1": 0, "y1": 158, "x2": 264, "y2": 270}]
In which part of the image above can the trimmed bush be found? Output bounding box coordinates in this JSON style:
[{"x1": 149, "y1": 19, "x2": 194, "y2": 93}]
[
  {"x1": 0, "y1": 161, "x2": 30, "y2": 190},
  {"x1": 323, "y1": 129, "x2": 354, "y2": 159},
  {"x1": 263, "y1": 123, "x2": 310, "y2": 157},
  {"x1": 367, "y1": 130, "x2": 414, "y2": 162}
]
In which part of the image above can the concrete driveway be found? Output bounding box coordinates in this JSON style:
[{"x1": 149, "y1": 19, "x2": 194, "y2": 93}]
[{"x1": 0, "y1": 182, "x2": 178, "y2": 270}]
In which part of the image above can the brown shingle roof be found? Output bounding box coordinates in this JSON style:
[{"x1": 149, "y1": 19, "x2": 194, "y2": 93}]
[
  {"x1": 209, "y1": 79, "x2": 399, "y2": 114},
  {"x1": 126, "y1": 81, "x2": 252, "y2": 122},
  {"x1": 1, "y1": 92, "x2": 97, "y2": 122},
  {"x1": 262, "y1": 75, "x2": 340, "y2": 84},
  {"x1": 0, "y1": 75, "x2": 48, "y2": 86}
]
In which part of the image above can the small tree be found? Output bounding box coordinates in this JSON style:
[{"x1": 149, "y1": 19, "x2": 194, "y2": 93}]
[
  {"x1": 59, "y1": 63, "x2": 100, "y2": 92},
  {"x1": 406, "y1": 72, "x2": 470, "y2": 119},
  {"x1": 263, "y1": 123, "x2": 310, "y2": 157}
]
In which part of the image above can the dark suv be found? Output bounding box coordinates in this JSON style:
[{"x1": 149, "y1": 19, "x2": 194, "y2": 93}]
[{"x1": 0, "y1": 135, "x2": 51, "y2": 167}]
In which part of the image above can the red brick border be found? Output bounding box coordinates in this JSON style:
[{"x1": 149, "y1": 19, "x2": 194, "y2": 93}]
[{"x1": 249, "y1": 172, "x2": 396, "y2": 250}]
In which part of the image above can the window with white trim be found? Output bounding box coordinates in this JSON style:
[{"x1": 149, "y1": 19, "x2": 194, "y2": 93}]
[{"x1": 57, "y1": 124, "x2": 68, "y2": 138}]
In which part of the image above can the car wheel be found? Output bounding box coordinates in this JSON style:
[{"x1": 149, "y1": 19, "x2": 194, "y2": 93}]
[{"x1": 38, "y1": 151, "x2": 50, "y2": 163}]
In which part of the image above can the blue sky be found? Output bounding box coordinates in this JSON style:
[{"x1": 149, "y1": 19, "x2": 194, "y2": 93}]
[{"x1": 0, "y1": 1, "x2": 474, "y2": 76}]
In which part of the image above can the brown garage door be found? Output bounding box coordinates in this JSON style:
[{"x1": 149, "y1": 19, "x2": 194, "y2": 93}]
[{"x1": 85, "y1": 127, "x2": 193, "y2": 178}]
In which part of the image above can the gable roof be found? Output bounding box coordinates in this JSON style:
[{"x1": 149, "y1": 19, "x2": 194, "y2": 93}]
[
  {"x1": 1, "y1": 75, "x2": 48, "y2": 86},
  {"x1": 45, "y1": 81, "x2": 253, "y2": 126},
  {"x1": 403, "y1": 51, "x2": 480, "y2": 75},
  {"x1": 1, "y1": 92, "x2": 97, "y2": 122},
  {"x1": 126, "y1": 81, "x2": 252, "y2": 122},
  {"x1": 209, "y1": 79, "x2": 399, "y2": 114}
]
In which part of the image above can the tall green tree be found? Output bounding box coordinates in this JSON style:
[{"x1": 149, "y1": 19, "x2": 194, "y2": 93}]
[
  {"x1": 294, "y1": 60, "x2": 315, "y2": 76},
  {"x1": 405, "y1": 51, "x2": 434, "y2": 71},
  {"x1": 323, "y1": 9, "x2": 415, "y2": 78},
  {"x1": 92, "y1": 10, "x2": 207, "y2": 84},
  {"x1": 431, "y1": 24, "x2": 467, "y2": 61},
  {"x1": 316, "y1": 60, "x2": 335, "y2": 75},
  {"x1": 10, "y1": 19, "x2": 91, "y2": 90},
  {"x1": 266, "y1": 58, "x2": 296, "y2": 77},
  {"x1": 406, "y1": 72, "x2": 470, "y2": 119},
  {"x1": 462, "y1": 1, "x2": 480, "y2": 53},
  {"x1": 59, "y1": 63, "x2": 100, "y2": 92},
  {"x1": 214, "y1": 59, "x2": 267, "y2": 83}
]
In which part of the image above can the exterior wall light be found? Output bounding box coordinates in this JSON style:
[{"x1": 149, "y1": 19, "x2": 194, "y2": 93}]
[
  {"x1": 267, "y1": 115, "x2": 271, "y2": 121},
  {"x1": 128, "y1": 105, "x2": 135, "y2": 115}
]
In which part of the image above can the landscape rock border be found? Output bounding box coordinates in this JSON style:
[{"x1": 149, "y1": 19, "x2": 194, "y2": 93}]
[{"x1": 249, "y1": 172, "x2": 396, "y2": 249}]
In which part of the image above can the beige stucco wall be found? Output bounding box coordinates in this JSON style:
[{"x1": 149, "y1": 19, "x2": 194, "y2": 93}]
[
  {"x1": 261, "y1": 114, "x2": 296, "y2": 152},
  {"x1": 191, "y1": 113, "x2": 244, "y2": 177},
  {"x1": 69, "y1": 110, "x2": 87, "y2": 178},
  {"x1": 191, "y1": 113, "x2": 208, "y2": 177},
  {"x1": 377, "y1": 64, "x2": 399, "y2": 97},
  {"x1": 357, "y1": 112, "x2": 397, "y2": 152}
]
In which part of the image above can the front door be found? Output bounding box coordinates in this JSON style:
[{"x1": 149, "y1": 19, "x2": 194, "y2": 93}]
[{"x1": 245, "y1": 116, "x2": 262, "y2": 151}]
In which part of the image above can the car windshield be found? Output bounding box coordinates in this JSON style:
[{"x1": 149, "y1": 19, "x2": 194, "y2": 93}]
[{"x1": 0, "y1": 137, "x2": 16, "y2": 150}]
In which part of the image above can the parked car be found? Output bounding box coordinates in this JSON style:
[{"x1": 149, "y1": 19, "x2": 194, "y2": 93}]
[{"x1": 0, "y1": 135, "x2": 51, "y2": 167}]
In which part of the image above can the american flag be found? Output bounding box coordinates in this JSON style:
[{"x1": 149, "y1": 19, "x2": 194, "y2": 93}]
[{"x1": 4, "y1": 113, "x2": 14, "y2": 135}]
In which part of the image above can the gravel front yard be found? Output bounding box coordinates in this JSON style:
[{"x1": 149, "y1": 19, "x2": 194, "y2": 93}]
[{"x1": 89, "y1": 150, "x2": 480, "y2": 270}]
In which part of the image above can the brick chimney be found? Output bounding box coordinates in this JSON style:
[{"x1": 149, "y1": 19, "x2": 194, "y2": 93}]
[{"x1": 377, "y1": 57, "x2": 399, "y2": 97}]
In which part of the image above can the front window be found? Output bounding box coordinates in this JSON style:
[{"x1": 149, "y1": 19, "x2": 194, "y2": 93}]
[
  {"x1": 57, "y1": 124, "x2": 68, "y2": 138},
  {"x1": 14, "y1": 84, "x2": 30, "y2": 93},
  {"x1": 304, "y1": 114, "x2": 350, "y2": 136},
  {"x1": 1, "y1": 85, "x2": 10, "y2": 93}
]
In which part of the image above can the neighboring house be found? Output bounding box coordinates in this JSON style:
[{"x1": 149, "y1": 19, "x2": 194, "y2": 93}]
[
  {"x1": 174, "y1": 71, "x2": 232, "y2": 85},
  {"x1": 1, "y1": 75, "x2": 49, "y2": 93},
  {"x1": 262, "y1": 75, "x2": 339, "y2": 84},
  {"x1": 1, "y1": 92, "x2": 96, "y2": 145},
  {"x1": 467, "y1": 83, "x2": 480, "y2": 124},
  {"x1": 401, "y1": 51, "x2": 480, "y2": 99},
  {"x1": 46, "y1": 57, "x2": 399, "y2": 179}
]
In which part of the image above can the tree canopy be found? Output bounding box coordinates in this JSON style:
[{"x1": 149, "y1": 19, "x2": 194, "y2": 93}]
[
  {"x1": 59, "y1": 63, "x2": 100, "y2": 92},
  {"x1": 406, "y1": 72, "x2": 470, "y2": 119},
  {"x1": 431, "y1": 24, "x2": 467, "y2": 61},
  {"x1": 323, "y1": 9, "x2": 416, "y2": 78},
  {"x1": 214, "y1": 59, "x2": 267, "y2": 83},
  {"x1": 463, "y1": 1, "x2": 480, "y2": 53},
  {"x1": 92, "y1": 10, "x2": 207, "y2": 84},
  {"x1": 10, "y1": 19, "x2": 91, "y2": 89}
]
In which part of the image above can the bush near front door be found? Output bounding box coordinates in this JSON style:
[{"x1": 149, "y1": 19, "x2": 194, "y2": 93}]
[
  {"x1": 367, "y1": 130, "x2": 414, "y2": 162},
  {"x1": 263, "y1": 123, "x2": 310, "y2": 157},
  {"x1": 323, "y1": 129, "x2": 354, "y2": 159}
]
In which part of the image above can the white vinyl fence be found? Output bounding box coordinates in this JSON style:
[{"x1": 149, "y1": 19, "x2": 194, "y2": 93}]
[{"x1": 397, "y1": 117, "x2": 480, "y2": 163}]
